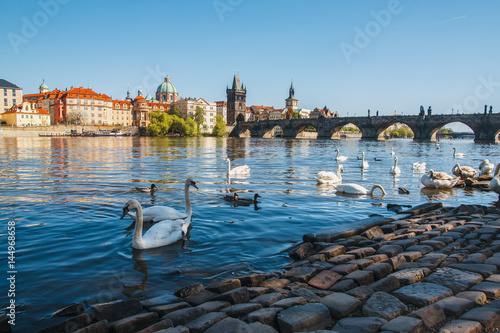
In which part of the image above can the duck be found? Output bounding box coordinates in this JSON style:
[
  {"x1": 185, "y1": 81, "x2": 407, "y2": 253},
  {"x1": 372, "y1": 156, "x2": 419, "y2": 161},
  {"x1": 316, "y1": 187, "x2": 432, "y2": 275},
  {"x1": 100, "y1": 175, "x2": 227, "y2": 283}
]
[
  {"x1": 226, "y1": 158, "x2": 250, "y2": 178},
  {"x1": 412, "y1": 161, "x2": 426, "y2": 173},
  {"x1": 421, "y1": 170, "x2": 457, "y2": 189},
  {"x1": 223, "y1": 193, "x2": 238, "y2": 202},
  {"x1": 134, "y1": 184, "x2": 158, "y2": 193},
  {"x1": 451, "y1": 163, "x2": 478, "y2": 180},
  {"x1": 235, "y1": 193, "x2": 261, "y2": 205},
  {"x1": 489, "y1": 164, "x2": 500, "y2": 199},
  {"x1": 389, "y1": 156, "x2": 401, "y2": 176},
  {"x1": 120, "y1": 199, "x2": 188, "y2": 249},
  {"x1": 125, "y1": 178, "x2": 198, "y2": 223},
  {"x1": 453, "y1": 148, "x2": 466, "y2": 158},
  {"x1": 398, "y1": 187, "x2": 410, "y2": 194},
  {"x1": 335, "y1": 149, "x2": 348, "y2": 162},
  {"x1": 315, "y1": 165, "x2": 343, "y2": 185},
  {"x1": 479, "y1": 159, "x2": 495, "y2": 176},
  {"x1": 360, "y1": 152, "x2": 369, "y2": 169},
  {"x1": 335, "y1": 183, "x2": 386, "y2": 196}
]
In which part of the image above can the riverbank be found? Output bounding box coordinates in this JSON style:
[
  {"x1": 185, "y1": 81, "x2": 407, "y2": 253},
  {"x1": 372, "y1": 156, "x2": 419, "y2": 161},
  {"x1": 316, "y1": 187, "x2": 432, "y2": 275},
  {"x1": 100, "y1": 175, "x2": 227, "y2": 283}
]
[
  {"x1": 0, "y1": 125, "x2": 139, "y2": 137},
  {"x1": 28, "y1": 202, "x2": 500, "y2": 333}
]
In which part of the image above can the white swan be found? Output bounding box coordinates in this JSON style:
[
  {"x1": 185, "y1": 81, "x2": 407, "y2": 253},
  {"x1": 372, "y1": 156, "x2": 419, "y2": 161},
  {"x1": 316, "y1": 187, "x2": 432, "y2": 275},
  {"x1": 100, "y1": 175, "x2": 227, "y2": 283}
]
[
  {"x1": 489, "y1": 164, "x2": 500, "y2": 199},
  {"x1": 390, "y1": 147, "x2": 395, "y2": 156},
  {"x1": 451, "y1": 163, "x2": 478, "y2": 180},
  {"x1": 121, "y1": 199, "x2": 187, "y2": 249},
  {"x1": 360, "y1": 152, "x2": 369, "y2": 169},
  {"x1": 421, "y1": 170, "x2": 457, "y2": 189},
  {"x1": 412, "y1": 161, "x2": 426, "y2": 173},
  {"x1": 226, "y1": 158, "x2": 250, "y2": 177},
  {"x1": 126, "y1": 179, "x2": 198, "y2": 223},
  {"x1": 335, "y1": 149, "x2": 348, "y2": 162},
  {"x1": 453, "y1": 148, "x2": 466, "y2": 158},
  {"x1": 389, "y1": 156, "x2": 401, "y2": 176},
  {"x1": 479, "y1": 159, "x2": 494, "y2": 176},
  {"x1": 335, "y1": 183, "x2": 386, "y2": 196},
  {"x1": 316, "y1": 165, "x2": 343, "y2": 185}
]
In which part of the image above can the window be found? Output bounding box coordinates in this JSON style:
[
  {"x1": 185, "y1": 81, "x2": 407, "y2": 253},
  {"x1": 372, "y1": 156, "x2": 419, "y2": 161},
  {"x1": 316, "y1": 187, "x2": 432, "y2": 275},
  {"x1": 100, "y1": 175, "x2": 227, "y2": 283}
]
[
  {"x1": 12, "y1": 89, "x2": 15, "y2": 95},
  {"x1": 3, "y1": 89, "x2": 6, "y2": 96},
  {"x1": 13, "y1": 99, "x2": 16, "y2": 105},
  {"x1": 4, "y1": 98, "x2": 7, "y2": 106}
]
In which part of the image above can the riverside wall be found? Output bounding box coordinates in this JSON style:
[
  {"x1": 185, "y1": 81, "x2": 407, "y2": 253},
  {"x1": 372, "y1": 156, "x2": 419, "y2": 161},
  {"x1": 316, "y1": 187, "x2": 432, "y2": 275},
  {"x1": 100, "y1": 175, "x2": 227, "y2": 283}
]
[
  {"x1": 29, "y1": 202, "x2": 500, "y2": 333},
  {"x1": 0, "y1": 125, "x2": 139, "y2": 137}
]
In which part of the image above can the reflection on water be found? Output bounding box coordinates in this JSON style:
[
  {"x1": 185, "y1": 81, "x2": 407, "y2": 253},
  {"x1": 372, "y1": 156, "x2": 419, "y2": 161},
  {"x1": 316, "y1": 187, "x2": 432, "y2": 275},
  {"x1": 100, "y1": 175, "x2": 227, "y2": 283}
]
[{"x1": 0, "y1": 136, "x2": 499, "y2": 331}]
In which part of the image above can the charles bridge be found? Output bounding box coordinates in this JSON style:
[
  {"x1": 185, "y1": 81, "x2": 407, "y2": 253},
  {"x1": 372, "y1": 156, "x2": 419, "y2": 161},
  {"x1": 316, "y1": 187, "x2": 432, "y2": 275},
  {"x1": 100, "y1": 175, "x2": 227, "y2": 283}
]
[{"x1": 230, "y1": 113, "x2": 500, "y2": 143}]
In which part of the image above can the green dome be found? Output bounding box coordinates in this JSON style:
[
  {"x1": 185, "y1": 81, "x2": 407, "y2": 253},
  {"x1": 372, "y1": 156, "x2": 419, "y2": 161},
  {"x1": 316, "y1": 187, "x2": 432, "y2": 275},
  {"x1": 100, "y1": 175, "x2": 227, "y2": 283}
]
[
  {"x1": 40, "y1": 80, "x2": 48, "y2": 90},
  {"x1": 156, "y1": 76, "x2": 178, "y2": 94}
]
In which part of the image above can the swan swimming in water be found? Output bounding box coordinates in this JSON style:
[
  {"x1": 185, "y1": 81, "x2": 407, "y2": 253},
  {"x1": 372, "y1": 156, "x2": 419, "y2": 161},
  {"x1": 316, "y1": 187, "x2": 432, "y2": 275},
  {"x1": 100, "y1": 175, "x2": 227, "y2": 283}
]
[
  {"x1": 390, "y1": 147, "x2": 395, "y2": 156},
  {"x1": 126, "y1": 178, "x2": 198, "y2": 223},
  {"x1": 226, "y1": 158, "x2": 250, "y2": 178},
  {"x1": 479, "y1": 159, "x2": 494, "y2": 177},
  {"x1": 451, "y1": 163, "x2": 478, "y2": 180},
  {"x1": 389, "y1": 156, "x2": 401, "y2": 176},
  {"x1": 133, "y1": 184, "x2": 157, "y2": 193},
  {"x1": 412, "y1": 161, "x2": 426, "y2": 173},
  {"x1": 453, "y1": 148, "x2": 466, "y2": 158},
  {"x1": 316, "y1": 165, "x2": 343, "y2": 185},
  {"x1": 421, "y1": 170, "x2": 457, "y2": 189},
  {"x1": 121, "y1": 199, "x2": 188, "y2": 249},
  {"x1": 360, "y1": 152, "x2": 369, "y2": 169},
  {"x1": 335, "y1": 183, "x2": 386, "y2": 196},
  {"x1": 489, "y1": 164, "x2": 500, "y2": 199},
  {"x1": 335, "y1": 149, "x2": 348, "y2": 162}
]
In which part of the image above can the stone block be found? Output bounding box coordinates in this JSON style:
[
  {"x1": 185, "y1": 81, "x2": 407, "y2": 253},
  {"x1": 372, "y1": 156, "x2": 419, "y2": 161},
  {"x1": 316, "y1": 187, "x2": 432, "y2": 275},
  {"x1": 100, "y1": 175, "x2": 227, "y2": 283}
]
[
  {"x1": 149, "y1": 302, "x2": 191, "y2": 317},
  {"x1": 318, "y1": 244, "x2": 346, "y2": 258},
  {"x1": 260, "y1": 278, "x2": 290, "y2": 289},
  {"x1": 271, "y1": 297, "x2": 307, "y2": 309},
  {"x1": 343, "y1": 269, "x2": 374, "y2": 285},
  {"x1": 331, "y1": 263, "x2": 358, "y2": 275},
  {"x1": 456, "y1": 291, "x2": 487, "y2": 305},
  {"x1": 185, "y1": 289, "x2": 219, "y2": 306},
  {"x1": 109, "y1": 312, "x2": 159, "y2": 333},
  {"x1": 136, "y1": 319, "x2": 173, "y2": 333},
  {"x1": 38, "y1": 314, "x2": 91, "y2": 333},
  {"x1": 385, "y1": 254, "x2": 407, "y2": 270},
  {"x1": 365, "y1": 263, "x2": 393, "y2": 280},
  {"x1": 448, "y1": 263, "x2": 498, "y2": 278},
  {"x1": 73, "y1": 320, "x2": 109, "y2": 333},
  {"x1": 243, "y1": 307, "x2": 283, "y2": 326},
  {"x1": 221, "y1": 303, "x2": 263, "y2": 319},
  {"x1": 283, "y1": 266, "x2": 319, "y2": 283},
  {"x1": 206, "y1": 279, "x2": 242, "y2": 294},
  {"x1": 174, "y1": 283, "x2": 204, "y2": 299},
  {"x1": 307, "y1": 270, "x2": 342, "y2": 290},
  {"x1": 399, "y1": 251, "x2": 424, "y2": 262},
  {"x1": 346, "y1": 247, "x2": 376, "y2": 259},
  {"x1": 370, "y1": 275, "x2": 401, "y2": 293},
  {"x1": 320, "y1": 292, "x2": 362, "y2": 319},
  {"x1": 161, "y1": 306, "x2": 207, "y2": 326},
  {"x1": 332, "y1": 317, "x2": 387, "y2": 333},
  {"x1": 470, "y1": 281, "x2": 500, "y2": 299},
  {"x1": 363, "y1": 291, "x2": 407, "y2": 320},
  {"x1": 289, "y1": 243, "x2": 315, "y2": 260},
  {"x1": 212, "y1": 287, "x2": 250, "y2": 305},
  {"x1": 362, "y1": 226, "x2": 384, "y2": 239},
  {"x1": 250, "y1": 292, "x2": 283, "y2": 307},
  {"x1": 408, "y1": 304, "x2": 446, "y2": 330},
  {"x1": 238, "y1": 273, "x2": 266, "y2": 287},
  {"x1": 288, "y1": 288, "x2": 321, "y2": 303},
  {"x1": 425, "y1": 267, "x2": 483, "y2": 293},
  {"x1": 346, "y1": 285, "x2": 375, "y2": 301},
  {"x1": 460, "y1": 307, "x2": 500, "y2": 331},
  {"x1": 277, "y1": 303, "x2": 331, "y2": 333},
  {"x1": 329, "y1": 279, "x2": 357, "y2": 292},
  {"x1": 393, "y1": 283, "x2": 453, "y2": 307},
  {"x1": 196, "y1": 301, "x2": 232, "y2": 313},
  {"x1": 247, "y1": 322, "x2": 279, "y2": 333},
  {"x1": 204, "y1": 317, "x2": 253, "y2": 333},
  {"x1": 380, "y1": 316, "x2": 423, "y2": 333},
  {"x1": 51, "y1": 302, "x2": 85, "y2": 318},
  {"x1": 438, "y1": 319, "x2": 482, "y2": 333},
  {"x1": 434, "y1": 296, "x2": 476, "y2": 317},
  {"x1": 327, "y1": 254, "x2": 356, "y2": 264},
  {"x1": 90, "y1": 299, "x2": 142, "y2": 323},
  {"x1": 349, "y1": 258, "x2": 375, "y2": 269},
  {"x1": 184, "y1": 312, "x2": 227, "y2": 333},
  {"x1": 390, "y1": 268, "x2": 429, "y2": 285}
]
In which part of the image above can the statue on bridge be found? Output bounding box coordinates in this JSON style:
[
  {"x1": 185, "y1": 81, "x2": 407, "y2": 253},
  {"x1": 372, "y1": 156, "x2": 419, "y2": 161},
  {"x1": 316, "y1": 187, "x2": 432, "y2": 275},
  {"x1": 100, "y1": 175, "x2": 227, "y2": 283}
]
[
  {"x1": 427, "y1": 106, "x2": 432, "y2": 116},
  {"x1": 490, "y1": 106, "x2": 493, "y2": 114},
  {"x1": 419, "y1": 105, "x2": 425, "y2": 116},
  {"x1": 485, "y1": 105, "x2": 488, "y2": 115},
  {"x1": 368, "y1": 109, "x2": 370, "y2": 117}
]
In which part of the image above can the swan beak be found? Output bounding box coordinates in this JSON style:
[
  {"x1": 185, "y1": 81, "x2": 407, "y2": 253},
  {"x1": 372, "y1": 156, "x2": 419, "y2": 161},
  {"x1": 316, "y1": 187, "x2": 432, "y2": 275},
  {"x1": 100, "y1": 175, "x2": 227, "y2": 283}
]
[
  {"x1": 191, "y1": 181, "x2": 198, "y2": 189},
  {"x1": 120, "y1": 207, "x2": 129, "y2": 219}
]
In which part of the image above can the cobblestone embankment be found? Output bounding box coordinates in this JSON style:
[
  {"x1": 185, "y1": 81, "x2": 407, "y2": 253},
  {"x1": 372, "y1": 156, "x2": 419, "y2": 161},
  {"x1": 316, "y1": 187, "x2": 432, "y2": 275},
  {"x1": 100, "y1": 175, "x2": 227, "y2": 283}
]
[{"x1": 23, "y1": 203, "x2": 500, "y2": 333}]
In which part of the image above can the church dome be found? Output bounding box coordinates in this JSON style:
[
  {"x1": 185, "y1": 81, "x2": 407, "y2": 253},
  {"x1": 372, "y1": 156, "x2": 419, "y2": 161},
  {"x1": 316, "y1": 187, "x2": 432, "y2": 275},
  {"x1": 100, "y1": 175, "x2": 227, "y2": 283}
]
[
  {"x1": 40, "y1": 80, "x2": 48, "y2": 93},
  {"x1": 156, "y1": 76, "x2": 178, "y2": 94}
]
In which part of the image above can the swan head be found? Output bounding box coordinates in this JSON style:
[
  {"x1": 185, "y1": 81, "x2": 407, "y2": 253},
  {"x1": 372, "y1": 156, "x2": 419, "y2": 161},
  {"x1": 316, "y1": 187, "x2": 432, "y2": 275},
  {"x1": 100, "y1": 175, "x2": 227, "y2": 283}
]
[
  {"x1": 186, "y1": 178, "x2": 198, "y2": 189},
  {"x1": 225, "y1": 158, "x2": 230, "y2": 164},
  {"x1": 339, "y1": 165, "x2": 344, "y2": 172},
  {"x1": 121, "y1": 199, "x2": 140, "y2": 219}
]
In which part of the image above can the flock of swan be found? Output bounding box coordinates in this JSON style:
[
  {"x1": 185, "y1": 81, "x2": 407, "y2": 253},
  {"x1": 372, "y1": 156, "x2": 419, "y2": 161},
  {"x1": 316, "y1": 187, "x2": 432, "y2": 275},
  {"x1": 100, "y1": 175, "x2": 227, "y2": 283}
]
[{"x1": 122, "y1": 148, "x2": 500, "y2": 250}]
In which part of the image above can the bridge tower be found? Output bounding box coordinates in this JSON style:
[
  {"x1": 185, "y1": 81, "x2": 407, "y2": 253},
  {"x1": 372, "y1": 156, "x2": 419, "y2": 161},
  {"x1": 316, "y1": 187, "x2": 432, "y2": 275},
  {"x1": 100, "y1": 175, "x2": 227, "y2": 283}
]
[
  {"x1": 285, "y1": 81, "x2": 298, "y2": 111},
  {"x1": 226, "y1": 73, "x2": 247, "y2": 125}
]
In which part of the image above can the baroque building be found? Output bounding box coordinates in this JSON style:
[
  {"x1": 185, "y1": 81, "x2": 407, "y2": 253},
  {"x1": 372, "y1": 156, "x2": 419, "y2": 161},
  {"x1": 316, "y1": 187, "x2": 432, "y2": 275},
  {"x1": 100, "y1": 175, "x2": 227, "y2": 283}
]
[
  {"x1": 226, "y1": 73, "x2": 246, "y2": 124},
  {"x1": 156, "y1": 76, "x2": 179, "y2": 103},
  {"x1": 1, "y1": 79, "x2": 22, "y2": 114}
]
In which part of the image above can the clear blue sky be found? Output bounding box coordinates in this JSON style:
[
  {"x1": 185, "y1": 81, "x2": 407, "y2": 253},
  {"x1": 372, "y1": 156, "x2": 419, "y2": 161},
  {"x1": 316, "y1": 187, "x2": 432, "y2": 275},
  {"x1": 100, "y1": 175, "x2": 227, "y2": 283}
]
[{"x1": 2, "y1": 0, "x2": 499, "y2": 119}]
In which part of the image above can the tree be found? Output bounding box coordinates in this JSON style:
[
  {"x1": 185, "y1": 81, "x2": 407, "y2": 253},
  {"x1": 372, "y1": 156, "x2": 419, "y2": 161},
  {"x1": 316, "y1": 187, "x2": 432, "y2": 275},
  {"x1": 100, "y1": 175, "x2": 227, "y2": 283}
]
[
  {"x1": 185, "y1": 117, "x2": 197, "y2": 136},
  {"x1": 194, "y1": 106, "x2": 205, "y2": 134},
  {"x1": 170, "y1": 116, "x2": 187, "y2": 134},
  {"x1": 212, "y1": 115, "x2": 226, "y2": 137},
  {"x1": 148, "y1": 111, "x2": 173, "y2": 135},
  {"x1": 66, "y1": 111, "x2": 84, "y2": 125},
  {"x1": 167, "y1": 105, "x2": 182, "y2": 118}
]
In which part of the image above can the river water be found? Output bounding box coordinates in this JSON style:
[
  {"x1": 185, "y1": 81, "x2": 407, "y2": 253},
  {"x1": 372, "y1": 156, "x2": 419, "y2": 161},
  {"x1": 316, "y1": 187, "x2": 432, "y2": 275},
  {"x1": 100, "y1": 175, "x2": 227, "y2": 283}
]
[{"x1": 0, "y1": 136, "x2": 498, "y2": 330}]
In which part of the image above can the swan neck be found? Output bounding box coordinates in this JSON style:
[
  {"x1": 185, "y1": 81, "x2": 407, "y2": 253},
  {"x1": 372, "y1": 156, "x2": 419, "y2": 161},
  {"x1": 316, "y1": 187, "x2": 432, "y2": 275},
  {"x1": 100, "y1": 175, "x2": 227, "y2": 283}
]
[
  {"x1": 369, "y1": 184, "x2": 386, "y2": 195},
  {"x1": 495, "y1": 164, "x2": 500, "y2": 177},
  {"x1": 184, "y1": 181, "x2": 192, "y2": 216},
  {"x1": 133, "y1": 205, "x2": 144, "y2": 245}
]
